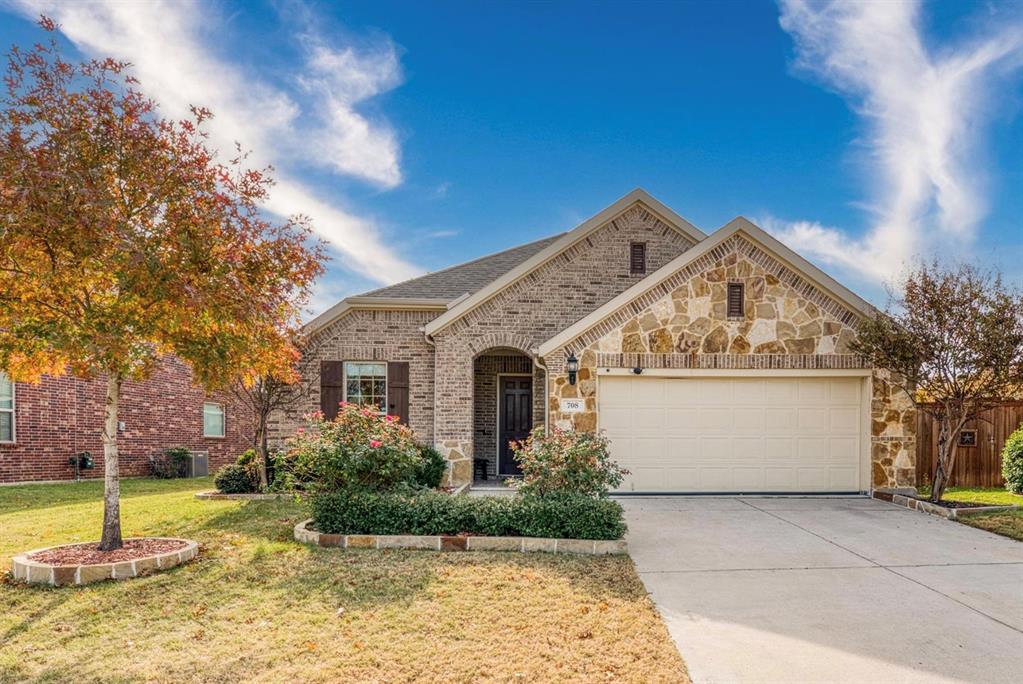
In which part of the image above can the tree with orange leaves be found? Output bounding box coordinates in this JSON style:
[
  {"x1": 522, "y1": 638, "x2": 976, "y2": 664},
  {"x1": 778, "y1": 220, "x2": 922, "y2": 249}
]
[{"x1": 0, "y1": 19, "x2": 325, "y2": 550}]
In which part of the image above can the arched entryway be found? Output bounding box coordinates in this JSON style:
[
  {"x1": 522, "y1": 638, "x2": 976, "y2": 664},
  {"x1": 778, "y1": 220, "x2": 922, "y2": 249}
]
[{"x1": 472, "y1": 347, "x2": 545, "y2": 481}]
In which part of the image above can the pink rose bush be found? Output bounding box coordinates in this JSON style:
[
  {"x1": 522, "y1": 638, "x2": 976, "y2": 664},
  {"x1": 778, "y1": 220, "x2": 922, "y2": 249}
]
[
  {"x1": 510, "y1": 427, "x2": 628, "y2": 498},
  {"x1": 279, "y1": 402, "x2": 430, "y2": 492}
]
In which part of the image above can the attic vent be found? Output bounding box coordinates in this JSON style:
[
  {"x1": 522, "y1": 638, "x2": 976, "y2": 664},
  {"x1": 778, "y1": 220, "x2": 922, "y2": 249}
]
[
  {"x1": 727, "y1": 283, "x2": 745, "y2": 318},
  {"x1": 630, "y1": 242, "x2": 646, "y2": 275}
]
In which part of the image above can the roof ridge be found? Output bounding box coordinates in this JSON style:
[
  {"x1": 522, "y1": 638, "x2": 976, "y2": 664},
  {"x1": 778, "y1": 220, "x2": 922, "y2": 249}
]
[{"x1": 354, "y1": 232, "x2": 566, "y2": 299}]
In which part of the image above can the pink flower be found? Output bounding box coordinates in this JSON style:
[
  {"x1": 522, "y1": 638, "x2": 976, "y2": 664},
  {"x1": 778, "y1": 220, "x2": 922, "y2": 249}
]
[{"x1": 369, "y1": 440, "x2": 383, "y2": 448}]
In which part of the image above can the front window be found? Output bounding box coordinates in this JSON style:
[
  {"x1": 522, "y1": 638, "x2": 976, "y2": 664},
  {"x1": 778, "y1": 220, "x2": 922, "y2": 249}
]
[
  {"x1": 344, "y1": 362, "x2": 387, "y2": 411},
  {"x1": 203, "y1": 402, "x2": 225, "y2": 437},
  {"x1": 0, "y1": 373, "x2": 13, "y2": 442}
]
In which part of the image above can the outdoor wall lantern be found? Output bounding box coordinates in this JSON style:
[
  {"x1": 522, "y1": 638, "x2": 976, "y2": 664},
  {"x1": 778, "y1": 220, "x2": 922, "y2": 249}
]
[{"x1": 566, "y1": 352, "x2": 579, "y2": 385}]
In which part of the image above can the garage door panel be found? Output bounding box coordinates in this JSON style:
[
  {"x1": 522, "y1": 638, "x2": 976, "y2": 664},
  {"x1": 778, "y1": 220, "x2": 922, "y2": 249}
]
[
  {"x1": 601, "y1": 375, "x2": 863, "y2": 493},
  {"x1": 698, "y1": 407, "x2": 732, "y2": 431},
  {"x1": 732, "y1": 407, "x2": 765, "y2": 432},
  {"x1": 829, "y1": 407, "x2": 859, "y2": 432},
  {"x1": 665, "y1": 407, "x2": 699, "y2": 431},
  {"x1": 829, "y1": 379, "x2": 860, "y2": 403},
  {"x1": 633, "y1": 407, "x2": 665, "y2": 430}
]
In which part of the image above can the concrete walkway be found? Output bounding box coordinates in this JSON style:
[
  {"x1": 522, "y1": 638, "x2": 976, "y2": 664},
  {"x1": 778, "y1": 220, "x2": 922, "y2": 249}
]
[{"x1": 621, "y1": 496, "x2": 1023, "y2": 684}]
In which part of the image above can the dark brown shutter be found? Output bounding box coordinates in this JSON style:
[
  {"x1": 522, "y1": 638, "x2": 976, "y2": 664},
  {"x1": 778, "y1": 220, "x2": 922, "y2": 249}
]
[
  {"x1": 386, "y1": 361, "x2": 410, "y2": 425},
  {"x1": 320, "y1": 360, "x2": 345, "y2": 420},
  {"x1": 727, "y1": 283, "x2": 745, "y2": 318},
  {"x1": 629, "y1": 242, "x2": 646, "y2": 274}
]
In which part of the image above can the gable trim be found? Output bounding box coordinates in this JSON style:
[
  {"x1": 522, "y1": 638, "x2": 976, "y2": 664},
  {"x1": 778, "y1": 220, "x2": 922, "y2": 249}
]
[
  {"x1": 422, "y1": 188, "x2": 705, "y2": 337},
  {"x1": 304, "y1": 297, "x2": 449, "y2": 335},
  {"x1": 537, "y1": 217, "x2": 875, "y2": 357}
]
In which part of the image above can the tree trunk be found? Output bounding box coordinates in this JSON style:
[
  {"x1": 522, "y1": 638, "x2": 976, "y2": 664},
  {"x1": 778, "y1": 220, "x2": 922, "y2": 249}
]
[
  {"x1": 254, "y1": 414, "x2": 268, "y2": 492},
  {"x1": 931, "y1": 411, "x2": 966, "y2": 503},
  {"x1": 98, "y1": 372, "x2": 123, "y2": 551}
]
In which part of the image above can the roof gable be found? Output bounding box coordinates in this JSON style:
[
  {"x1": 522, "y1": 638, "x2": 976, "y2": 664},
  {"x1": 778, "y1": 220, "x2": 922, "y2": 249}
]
[
  {"x1": 537, "y1": 216, "x2": 875, "y2": 356},
  {"x1": 423, "y1": 188, "x2": 705, "y2": 336}
]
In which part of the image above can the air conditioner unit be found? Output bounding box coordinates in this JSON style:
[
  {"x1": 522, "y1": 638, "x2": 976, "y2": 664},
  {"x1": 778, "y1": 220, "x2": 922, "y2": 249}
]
[{"x1": 187, "y1": 451, "x2": 209, "y2": 478}]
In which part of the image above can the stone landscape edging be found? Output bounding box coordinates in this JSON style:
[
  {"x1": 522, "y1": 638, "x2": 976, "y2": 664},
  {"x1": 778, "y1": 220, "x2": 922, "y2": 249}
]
[
  {"x1": 195, "y1": 491, "x2": 296, "y2": 500},
  {"x1": 293, "y1": 519, "x2": 627, "y2": 555},
  {"x1": 11, "y1": 538, "x2": 199, "y2": 587},
  {"x1": 872, "y1": 489, "x2": 1019, "y2": 520}
]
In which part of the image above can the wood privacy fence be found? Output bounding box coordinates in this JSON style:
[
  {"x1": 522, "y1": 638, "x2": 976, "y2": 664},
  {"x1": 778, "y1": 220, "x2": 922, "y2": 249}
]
[{"x1": 917, "y1": 402, "x2": 1023, "y2": 488}]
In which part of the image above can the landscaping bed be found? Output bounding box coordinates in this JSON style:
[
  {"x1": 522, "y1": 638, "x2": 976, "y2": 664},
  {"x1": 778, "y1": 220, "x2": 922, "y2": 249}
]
[
  {"x1": 12, "y1": 537, "x2": 197, "y2": 587},
  {"x1": 294, "y1": 518, "x2": 628, "y2": 555},
  {"x1": 872, "y1": 489, "x2": 1019, "y2": 520},
  {"x1": 0, "y1": 477, "x2": 688, "y2": 682}
]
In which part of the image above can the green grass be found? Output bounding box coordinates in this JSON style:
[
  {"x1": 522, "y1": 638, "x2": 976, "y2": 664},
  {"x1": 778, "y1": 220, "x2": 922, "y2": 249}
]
[
  {"x1": 916, "y1": 486, "x2": 1023, "y2": 507},
  {"x1": 0, "y1": 478, "x2": 687, "y2": 683},
  {"x1": 914, "y1": 486, "x2": 1023, "y2": 543},
  {"x1": 958, "y1": 510, "x2": 1023, "y2": 542}
]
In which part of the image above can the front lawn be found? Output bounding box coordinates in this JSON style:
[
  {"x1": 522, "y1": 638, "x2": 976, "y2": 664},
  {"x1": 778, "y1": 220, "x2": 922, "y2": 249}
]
[
  {"x1": 0, "y1": 478, "x2": 687, "y2": 683},
  {"x1": 915, "y1": 486, "x2": 1023, "y2": 542},
  {"x1": 916, "y1": 486, "x2": 1023, "y2": 507}
]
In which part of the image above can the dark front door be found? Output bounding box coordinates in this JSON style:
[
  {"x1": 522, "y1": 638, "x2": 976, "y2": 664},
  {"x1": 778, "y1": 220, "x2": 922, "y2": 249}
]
[{"x1": 498, "y1": 376, "x2": 533, "y2": 476}]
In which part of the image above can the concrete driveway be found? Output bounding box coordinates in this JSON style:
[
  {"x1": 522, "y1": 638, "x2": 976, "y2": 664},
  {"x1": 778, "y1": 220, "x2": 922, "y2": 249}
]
[{"x1": 621, "y1": 496, "x2": 1023, "y2": 684}]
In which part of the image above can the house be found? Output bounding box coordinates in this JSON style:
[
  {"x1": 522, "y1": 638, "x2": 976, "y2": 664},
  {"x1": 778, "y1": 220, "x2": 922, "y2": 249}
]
[
  {"x1": 272, "y1": 189, "x2": 915, "y2": 493},
  {"x1": 0, "y1": 356, "x2": 251, "y2": 483}
]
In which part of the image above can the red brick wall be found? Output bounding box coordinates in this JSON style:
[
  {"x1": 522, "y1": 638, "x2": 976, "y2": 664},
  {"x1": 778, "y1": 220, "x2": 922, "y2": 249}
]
[{"x1": 0, "y1": 356, "x2": 252, "y2": 483}]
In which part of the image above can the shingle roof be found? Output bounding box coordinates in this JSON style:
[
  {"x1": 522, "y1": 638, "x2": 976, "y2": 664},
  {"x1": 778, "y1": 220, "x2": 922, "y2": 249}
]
[{"x1": 355, "y1": 233, "x2": 565, "y2": 301}]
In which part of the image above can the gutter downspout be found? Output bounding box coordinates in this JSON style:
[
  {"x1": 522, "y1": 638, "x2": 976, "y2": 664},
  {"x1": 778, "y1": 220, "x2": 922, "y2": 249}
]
[
  {"x1": 531, "y1": 350, "x2": 550, "y2": 436},
  {"x1": 420, "y1": 327, "x2": 437, "y2": 445}
]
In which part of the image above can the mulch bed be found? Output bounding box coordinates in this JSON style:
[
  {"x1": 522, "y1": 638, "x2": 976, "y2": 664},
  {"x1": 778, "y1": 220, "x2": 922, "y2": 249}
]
[
  {"x1": 26, "y1": 538, "x2": 188, "y2": 565},
  {"x1": 915, "y1": 498, "x2": 991, "y2": 510}
]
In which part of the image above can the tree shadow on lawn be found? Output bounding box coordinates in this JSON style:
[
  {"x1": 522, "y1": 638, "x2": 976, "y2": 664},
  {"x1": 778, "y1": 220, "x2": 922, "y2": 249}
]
[{"x1": 192, "y1": 500, "x2": 647, "y2": 611}]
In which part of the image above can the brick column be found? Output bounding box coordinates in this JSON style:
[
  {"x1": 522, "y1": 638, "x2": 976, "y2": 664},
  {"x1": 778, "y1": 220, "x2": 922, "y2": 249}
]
[{"x1": 433, "y1": 334, "x2": 474, "y2": 486}]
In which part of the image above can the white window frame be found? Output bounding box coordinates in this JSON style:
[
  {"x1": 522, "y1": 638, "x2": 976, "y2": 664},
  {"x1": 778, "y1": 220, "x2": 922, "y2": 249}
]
[
  {"x1": 0, "y1": 373, "x2": 14, "y2": 444},
  {"x1": 202, "y1": 401, "x2": 225, "y2": 438},
  {"x1": 342, "y1": 361, "x2": 388, "y2": 413}
]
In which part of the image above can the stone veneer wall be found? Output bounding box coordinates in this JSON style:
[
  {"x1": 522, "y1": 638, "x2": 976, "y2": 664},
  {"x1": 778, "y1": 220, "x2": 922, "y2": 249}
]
[
  {"x1": 472, "y1": 353, "x2": 545, "y2": 478},
  {"x1": 432, "y1": 204, "x2": 699, "y2": 484},
  {"x1": 268, "y1": 308, "x2": 440, "y2": 449},
  {"x1": 544, "y1": 235, "x2": 916, "y2": 490}
]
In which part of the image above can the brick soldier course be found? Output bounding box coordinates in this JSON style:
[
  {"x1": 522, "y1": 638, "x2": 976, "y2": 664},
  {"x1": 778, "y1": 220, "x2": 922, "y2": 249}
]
[{"x1": 276, "y1": 189, "x2": 916, "y2": 491}]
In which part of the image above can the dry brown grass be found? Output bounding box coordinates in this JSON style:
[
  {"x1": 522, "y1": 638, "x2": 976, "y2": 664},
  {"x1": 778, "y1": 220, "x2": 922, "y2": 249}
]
[{"x1": 0, "y1": 478, "x2": 688, "y2": 683}]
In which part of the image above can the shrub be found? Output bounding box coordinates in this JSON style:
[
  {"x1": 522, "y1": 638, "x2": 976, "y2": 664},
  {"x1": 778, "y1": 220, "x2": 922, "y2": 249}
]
[
  {"x1": 1003, "y1": 426, "x2": 1023, "y2": 494},
  {"x1": 510, "y1": 427, "x2": 627, "y2": 497},
  {"x1": 150, "y1": 446, "x2": 191, "y2": 479},
  {"x1": 285, "y1": 404, "x2": 426, "y2": 493},
  {"x1": 415, "y1": 444, "x2": 447, "y2": 489},
  {"x1": 215, "y1": 463, "x2": 257, "y2": 494},
  {"x1": 311, "y1": 490, "x2": 626, "y2": 540}
]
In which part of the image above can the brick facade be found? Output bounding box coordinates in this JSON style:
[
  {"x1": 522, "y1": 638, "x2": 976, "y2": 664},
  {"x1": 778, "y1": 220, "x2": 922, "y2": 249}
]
[
  {"x1": 0, "y1": 356, "x2": 251, "y2": 483},
  {"x1": 283, "y1": 197, "x2": 915, "y2": 491},
  {"x1": 268, "y1": 308, "x2": 441, "y2": 449},
  {"x1": 432, "y1": 205, "x2": 698, "y2": 481}
]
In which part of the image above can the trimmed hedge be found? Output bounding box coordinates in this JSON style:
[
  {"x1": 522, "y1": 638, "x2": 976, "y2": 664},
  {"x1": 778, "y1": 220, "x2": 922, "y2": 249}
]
[
  {"x1": 311, "y1": 490, "x2": 626, "y2": 540},
  {"x1": 215, "y1": 463, "x2": 257, "y2": 494}
]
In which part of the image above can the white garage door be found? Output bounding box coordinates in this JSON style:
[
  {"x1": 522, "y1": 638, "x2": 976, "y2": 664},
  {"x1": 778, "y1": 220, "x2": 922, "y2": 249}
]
[{"x1": 600, "y1": 375, "x2": 865, "y2": 493}]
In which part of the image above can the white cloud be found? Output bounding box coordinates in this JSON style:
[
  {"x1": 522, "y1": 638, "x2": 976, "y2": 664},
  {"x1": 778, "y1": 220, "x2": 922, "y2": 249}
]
[
  {"x1": 774, "y1": 0, "x2": 1023, "y2": 282},
  {"x1": 5, "y1": 0, "x2": 419, "y2": 284},
  {"x1": 297, "y1": 32, "x2": 404, "y2": 187}
]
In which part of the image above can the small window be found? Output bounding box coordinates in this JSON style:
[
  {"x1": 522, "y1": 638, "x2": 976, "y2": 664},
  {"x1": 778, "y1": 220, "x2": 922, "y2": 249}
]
[
  {"x1": 344, "y1": 362, "x2": 387, "y2": 411},
  {"x1": 0, "y1": 372, "x2": 14, "y2": 443},
  {"x1": 203, "y1": 402, "x2": 225, "y2": 438},
  {"x1": 630, "y1": 242, "x2": 646, "y2": 275},
  {"x1": 727, "y1": 282, "x2": 745, "y2": 318},
  {"x1": 958, "y1": 429, "x2": 978, "y2": 447}
]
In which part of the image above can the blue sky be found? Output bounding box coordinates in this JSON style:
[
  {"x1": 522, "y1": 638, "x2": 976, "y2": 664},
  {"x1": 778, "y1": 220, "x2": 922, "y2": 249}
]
[{"x1": 2, "y1": 0, "x2": 1022, "y2": 314}]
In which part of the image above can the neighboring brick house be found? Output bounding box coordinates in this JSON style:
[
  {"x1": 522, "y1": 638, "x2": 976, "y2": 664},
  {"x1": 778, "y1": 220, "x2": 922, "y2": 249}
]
[
  {"x1": 0, "y1": 356, "x2": 251, "y2": 483},
  {"x1": 272, "y1": 189, "x2": 915, "y2": 493}
]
